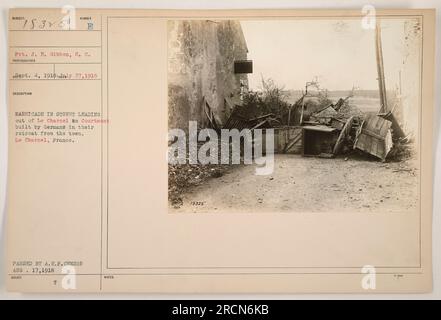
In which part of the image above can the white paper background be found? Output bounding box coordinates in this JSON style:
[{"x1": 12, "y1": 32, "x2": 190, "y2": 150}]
[{"x1": 0, "y1": 0, "x2": 439, "y2": 299}]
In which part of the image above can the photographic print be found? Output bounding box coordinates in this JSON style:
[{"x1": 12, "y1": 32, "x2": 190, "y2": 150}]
[{"x1": 167, "y1": 17, "x2": 422, "y2": 214}]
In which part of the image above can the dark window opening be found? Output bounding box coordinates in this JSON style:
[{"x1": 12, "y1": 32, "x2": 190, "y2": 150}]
[{"x1": 234, "y1": 60, "x2": 253, "y2": 74}]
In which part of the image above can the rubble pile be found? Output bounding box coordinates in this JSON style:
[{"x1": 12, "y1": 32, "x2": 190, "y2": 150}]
[
  {"x1": 386, "y1": 139, "x2": 415, "y2": 162},
  {"x1": 169, "y1": 163, "x2": 228, "y2": 208},
  {"x1": 168, "y1": 139, "x2": 236, "y2": 208}
]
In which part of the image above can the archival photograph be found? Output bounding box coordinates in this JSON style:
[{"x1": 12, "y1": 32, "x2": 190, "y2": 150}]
[{"x1": 167, "y1": 17, "x2": 422, "y2": 213}]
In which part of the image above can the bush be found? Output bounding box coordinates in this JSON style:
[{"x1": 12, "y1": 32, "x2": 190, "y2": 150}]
[{"x1": 241, "y1": 77, "x2": 291, "y2": 121}]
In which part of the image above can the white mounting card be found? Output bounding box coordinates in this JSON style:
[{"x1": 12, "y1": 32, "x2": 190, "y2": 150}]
[{"x1": 6, "y1": 8, "x2": 435, "y2": 293}]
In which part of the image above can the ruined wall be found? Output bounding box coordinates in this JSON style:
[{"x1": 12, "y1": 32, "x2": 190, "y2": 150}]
[{"x1": 168, "y1": 20, "x2": 248, "y2": 130}]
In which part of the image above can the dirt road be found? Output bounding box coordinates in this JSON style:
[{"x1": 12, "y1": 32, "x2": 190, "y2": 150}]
[{"x1": 171, "y1": 154, "x2": 419, "y2": 214}]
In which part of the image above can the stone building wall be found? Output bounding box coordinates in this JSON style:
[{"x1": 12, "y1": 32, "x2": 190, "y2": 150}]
[{"x1": 167, "y1": 20, "x2": 249, "y2": 130}]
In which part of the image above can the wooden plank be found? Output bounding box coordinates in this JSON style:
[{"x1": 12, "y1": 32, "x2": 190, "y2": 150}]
[{"x1": 284, "y1": 133, "x2": 302, "y2": 152}]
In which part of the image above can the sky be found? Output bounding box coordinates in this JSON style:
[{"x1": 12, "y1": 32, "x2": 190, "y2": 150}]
[{"x1": 240, "y1": 18, "x2": 414, "y2": 91}]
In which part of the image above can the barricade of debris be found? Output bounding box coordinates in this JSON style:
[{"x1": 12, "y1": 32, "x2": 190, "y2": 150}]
[{"x1": 168, "y1": 135, "x2": 236, "y2": 208}]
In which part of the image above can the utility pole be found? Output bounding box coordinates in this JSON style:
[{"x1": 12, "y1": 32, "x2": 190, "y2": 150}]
[
  {"x1": 375, "y1": 19, "x2": 405, "y2": 138},
  {"x1": 375, "y1": 19, "x2": 388, "y2": 113}
]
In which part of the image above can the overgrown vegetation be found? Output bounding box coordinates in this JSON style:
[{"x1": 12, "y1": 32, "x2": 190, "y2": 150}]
[{"x1": 240, "y1": 77, "x2": 291, "y2": 121}]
